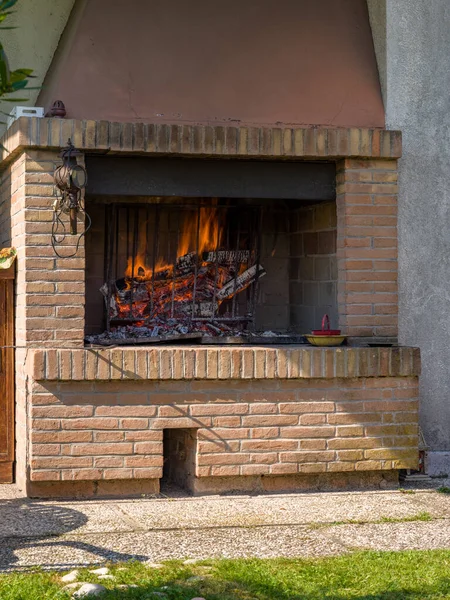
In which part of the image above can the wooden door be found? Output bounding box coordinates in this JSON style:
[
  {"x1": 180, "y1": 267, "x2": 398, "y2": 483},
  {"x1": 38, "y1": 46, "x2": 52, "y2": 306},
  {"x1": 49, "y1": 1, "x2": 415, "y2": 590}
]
[{"x1": 0, "y1": 265, "x2": 14, "y2": 483}]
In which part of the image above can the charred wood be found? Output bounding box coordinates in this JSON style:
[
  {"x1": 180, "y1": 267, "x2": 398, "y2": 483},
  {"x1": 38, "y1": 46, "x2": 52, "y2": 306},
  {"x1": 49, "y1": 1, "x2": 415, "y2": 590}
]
[
  {"x1": 202, "y1": 250, "x2": 250, "y2": 264},
  {"x1": 216, "y1": 264, "x2": 266, "y2": 300}
]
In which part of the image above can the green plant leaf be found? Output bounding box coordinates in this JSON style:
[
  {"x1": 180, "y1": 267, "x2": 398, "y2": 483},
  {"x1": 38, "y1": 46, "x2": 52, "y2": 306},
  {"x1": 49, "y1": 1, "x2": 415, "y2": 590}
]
[
  {"x1": 0, "y1": 12, "x2": 15, "y2": 22},
  {"x1": 11, "y1": 80, "x2": 29, "y2": 90},
  {"x1": 9, "y1": 74, "x2": 26, "y2": 83},
  {"x1": 11, "y1": 68, "x2": 33, "y2": 77},
  {"x1": 0, "y1": 0, "x2": 18, "y2": 10},
  {"x1": 0, "y1": 46, "x2": 11, "y2": 87}
]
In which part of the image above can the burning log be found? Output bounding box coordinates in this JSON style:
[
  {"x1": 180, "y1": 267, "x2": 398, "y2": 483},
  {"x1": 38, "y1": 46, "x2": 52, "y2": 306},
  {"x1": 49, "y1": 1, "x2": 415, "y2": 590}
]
[
  {"x1": 216, "y1": 264, "x2": 266, "y2": 300},
  {"x1": 116, "y1": 282, "x2": 150, "y2": 305},
  {"x1": 146, "y1": 267, "x2": 172, "y2": 282},
  {"x1": 130, "y1": 252, "x2": 198, "y2": 282},
  {"x1": 202, "y1": 250, "x2": 250, "y2": 265},
  {"x1": 176, "y1": 251, "x2": 197, "y2": 273},
  {"x1": 104, "y1": 247, "x2": 265, "y2": 329}
]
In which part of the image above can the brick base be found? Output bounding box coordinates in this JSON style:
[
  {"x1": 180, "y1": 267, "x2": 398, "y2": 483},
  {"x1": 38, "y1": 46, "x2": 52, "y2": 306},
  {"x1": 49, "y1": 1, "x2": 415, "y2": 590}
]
[
  {"x1": 191, "y1": 470, "x2": 399, "y2": 495},
  {"x1": 28, "y1": 477, "x2": 160, "y2": 499},
  {"x1": 28, "y1": 374, "x2": 419, "y2": 490},
  {"x1": 27, "y1": 470, "x2": 399, "y2": 499}
]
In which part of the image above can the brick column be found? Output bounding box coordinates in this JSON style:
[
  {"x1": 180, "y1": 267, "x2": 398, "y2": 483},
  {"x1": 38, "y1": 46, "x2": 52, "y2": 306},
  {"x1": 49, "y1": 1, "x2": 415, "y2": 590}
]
[
  {"x1": 4, "y1": 149, "x2": 86, "y2": 488},
  {"x1": 336, "y1": 159, "x2": 398, "y2": 339},
  {"x1": 17, "y1": 149, "x2": 86, "y2": 347}
]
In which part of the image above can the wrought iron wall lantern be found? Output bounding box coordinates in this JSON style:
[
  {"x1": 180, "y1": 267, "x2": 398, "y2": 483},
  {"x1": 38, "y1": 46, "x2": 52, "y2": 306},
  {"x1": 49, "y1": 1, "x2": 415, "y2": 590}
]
[{"x1": 52, "y1": 139, "x2": 91, "y2": 257}]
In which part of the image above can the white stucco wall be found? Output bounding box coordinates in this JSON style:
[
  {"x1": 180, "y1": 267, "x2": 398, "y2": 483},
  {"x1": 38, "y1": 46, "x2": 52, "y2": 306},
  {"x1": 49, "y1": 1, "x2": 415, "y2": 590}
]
[
  {"x1": 0, "y1": 0, "x2": 74, "y2": 131},
  {"x1": 368, "y1": 0, "x2": 450, "y2": 474}
]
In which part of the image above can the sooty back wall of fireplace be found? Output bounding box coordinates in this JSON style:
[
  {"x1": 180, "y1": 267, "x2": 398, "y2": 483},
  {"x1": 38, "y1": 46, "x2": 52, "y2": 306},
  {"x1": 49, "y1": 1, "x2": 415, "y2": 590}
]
[{"x1": 86, "y1": 156, "x2": 336, "y2": 200}]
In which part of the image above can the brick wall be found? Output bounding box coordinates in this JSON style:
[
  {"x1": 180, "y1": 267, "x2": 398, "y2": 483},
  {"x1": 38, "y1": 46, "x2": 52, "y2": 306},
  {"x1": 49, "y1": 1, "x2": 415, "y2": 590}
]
[
  {"x1": 337, "y1": 159, "x2": 398, "y2": 338},
  {"x1": 290, "y1": 201, "x2": 337, "y2": 332},
  {"x1": 9, "y1": 150, "x2": 86, "y2": 347},
  {"x1": 0, "y1": 119, "x2": 403, "y2": 163},
  {"x1": 25, "y1": 346, "x2": 420, "y2": 495},
  {"x1": 28, "y1": 375, "x2": 418, "y2": 490},
  {"x1": 0, "y1": 149, "x2": 86, "y2": 487}
]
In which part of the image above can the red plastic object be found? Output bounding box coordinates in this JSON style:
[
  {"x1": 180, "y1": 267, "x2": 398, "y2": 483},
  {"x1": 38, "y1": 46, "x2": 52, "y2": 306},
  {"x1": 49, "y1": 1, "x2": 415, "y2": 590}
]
[{"x1": 311, "y1": 314, "x2": 341, "y2": 336}]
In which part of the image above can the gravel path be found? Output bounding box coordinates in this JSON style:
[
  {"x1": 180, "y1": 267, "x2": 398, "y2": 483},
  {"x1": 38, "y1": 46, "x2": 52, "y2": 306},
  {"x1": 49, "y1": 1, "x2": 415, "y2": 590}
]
[{"x1": 0, "y1": 483, "x2": 449, "y2": 570}]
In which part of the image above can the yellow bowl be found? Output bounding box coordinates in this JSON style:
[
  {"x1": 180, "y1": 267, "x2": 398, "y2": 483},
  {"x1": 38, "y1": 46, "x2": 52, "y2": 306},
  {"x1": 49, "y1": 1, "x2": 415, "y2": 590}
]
[{"x1": 305, "y1": 334, "x2": 346, "y2": 347}]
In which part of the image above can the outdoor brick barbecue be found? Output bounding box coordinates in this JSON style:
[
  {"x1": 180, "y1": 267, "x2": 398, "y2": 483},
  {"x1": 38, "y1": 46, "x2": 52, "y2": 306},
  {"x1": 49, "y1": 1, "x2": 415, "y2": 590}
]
[{"x1": 0, "y1": 117, "x2": 420, "y2": 498}]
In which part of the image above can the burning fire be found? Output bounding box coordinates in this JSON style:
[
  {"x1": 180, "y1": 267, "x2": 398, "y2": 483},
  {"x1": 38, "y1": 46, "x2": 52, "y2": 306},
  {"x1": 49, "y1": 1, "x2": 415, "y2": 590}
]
[
  {"x1": 112, "y1": 204, "x2": 264, "y2": 332},
  {"x1": 124, "y1": 206, "x2": 222, "y2": 281},
  {"x1": 178, "y1": 206, "x2": 222, "y2": 259}
]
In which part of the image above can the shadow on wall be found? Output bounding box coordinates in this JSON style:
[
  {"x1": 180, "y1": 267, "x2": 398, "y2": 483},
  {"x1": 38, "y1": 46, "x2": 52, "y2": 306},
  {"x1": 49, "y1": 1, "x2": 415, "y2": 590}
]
[{"x1": 0, "y1": 499, "x2": 147, "y2": 570}]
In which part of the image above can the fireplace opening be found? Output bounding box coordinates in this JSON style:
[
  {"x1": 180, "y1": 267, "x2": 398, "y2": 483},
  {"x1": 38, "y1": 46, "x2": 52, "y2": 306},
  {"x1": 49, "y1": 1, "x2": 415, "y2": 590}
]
[
  {"x1": 105, "y1": 199, "x2": 263, "y2": 339},
  {"x1": 85, "y1": 196, "x2": 337, "y2": 346},
  {"x1": 162, "y1": 428, "x2": 197, "y2": 494}
]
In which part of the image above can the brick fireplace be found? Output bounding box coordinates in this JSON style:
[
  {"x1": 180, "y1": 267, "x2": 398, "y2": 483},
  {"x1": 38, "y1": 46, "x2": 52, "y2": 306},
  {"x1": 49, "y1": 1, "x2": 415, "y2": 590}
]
[{"x1": 0, "y1": 117, "x2": 420, "y2": 498}]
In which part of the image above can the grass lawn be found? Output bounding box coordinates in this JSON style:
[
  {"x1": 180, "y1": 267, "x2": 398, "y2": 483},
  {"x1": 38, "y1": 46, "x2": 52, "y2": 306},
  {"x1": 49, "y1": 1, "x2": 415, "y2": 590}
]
[{"x1": 1, "y1": 550, "x2": 450, "y2": 599}]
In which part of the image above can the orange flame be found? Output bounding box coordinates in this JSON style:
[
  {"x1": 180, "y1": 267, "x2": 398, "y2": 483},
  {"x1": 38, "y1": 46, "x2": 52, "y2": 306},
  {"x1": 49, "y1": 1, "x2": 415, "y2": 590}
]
[
  {"x1": 124, "y1": 205, "x2": 222, "y2": 281},
  {"x1": 177, "y1": 205, "x2": 221, "y2": 258}
]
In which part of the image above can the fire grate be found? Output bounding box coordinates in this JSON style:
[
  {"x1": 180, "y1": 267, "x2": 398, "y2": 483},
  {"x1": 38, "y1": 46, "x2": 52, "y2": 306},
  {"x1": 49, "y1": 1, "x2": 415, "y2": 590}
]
[{"x1": 98, "y1": 200, "x2": 267, "y2": 344}]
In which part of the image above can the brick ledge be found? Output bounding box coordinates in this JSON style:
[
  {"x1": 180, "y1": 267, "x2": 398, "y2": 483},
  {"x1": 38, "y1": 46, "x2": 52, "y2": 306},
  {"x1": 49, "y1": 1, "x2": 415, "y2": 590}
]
[
  {"x1": 0, "y1": 117, "x2": 402, "y2": 169},
  {"x1": 29, "y1": 346, "x2": 420, "y2": 382}
]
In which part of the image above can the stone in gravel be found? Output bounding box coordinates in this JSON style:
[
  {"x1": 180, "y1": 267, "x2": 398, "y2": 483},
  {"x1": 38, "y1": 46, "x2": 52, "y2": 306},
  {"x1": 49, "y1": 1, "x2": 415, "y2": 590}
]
[
  {"x1": 62, "y1": 570, "x2": 80, "y2": 583},
  {"x1": 183, "y1": 558, "x2": 199, "y2": 565},
  {"x1": 89, "y1": 567, "x2": 110, "y2": 575},
  {"x1": 73, "y1": 583, "x2": 107, "y2": 598},
  {"x1": 191, "y1": 597, "x2": 207, "y2": 600},
  {"x1": 98, "y1": 574, "x2": 115, "y2": 580}
]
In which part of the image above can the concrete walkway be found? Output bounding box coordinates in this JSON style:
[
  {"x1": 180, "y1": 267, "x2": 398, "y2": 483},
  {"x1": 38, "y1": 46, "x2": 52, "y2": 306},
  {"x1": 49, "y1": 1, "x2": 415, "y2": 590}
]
[{"x1": 1, "y1": 482, "x2": 450, "y2": 571}]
